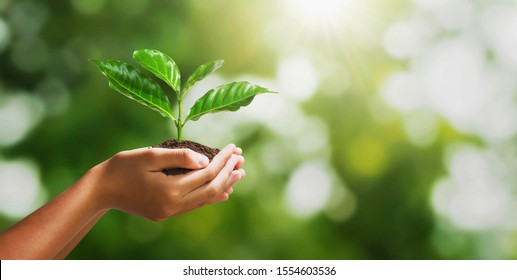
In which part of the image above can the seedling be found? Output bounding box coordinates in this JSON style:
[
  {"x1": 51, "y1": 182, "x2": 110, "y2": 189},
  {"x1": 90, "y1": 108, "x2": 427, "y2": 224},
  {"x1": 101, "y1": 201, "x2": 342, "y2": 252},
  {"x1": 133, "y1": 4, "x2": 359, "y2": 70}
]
[{"x1": 92, "y1": 49, "x2": 275, "y2": 142}]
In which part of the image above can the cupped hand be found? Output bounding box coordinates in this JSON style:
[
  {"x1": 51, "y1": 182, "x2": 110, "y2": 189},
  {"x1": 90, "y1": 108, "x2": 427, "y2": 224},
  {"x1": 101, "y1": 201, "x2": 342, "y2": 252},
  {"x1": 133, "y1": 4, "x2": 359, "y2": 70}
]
[{"x1": 88, "y1": 144, "x2": 245, "y2": 221}]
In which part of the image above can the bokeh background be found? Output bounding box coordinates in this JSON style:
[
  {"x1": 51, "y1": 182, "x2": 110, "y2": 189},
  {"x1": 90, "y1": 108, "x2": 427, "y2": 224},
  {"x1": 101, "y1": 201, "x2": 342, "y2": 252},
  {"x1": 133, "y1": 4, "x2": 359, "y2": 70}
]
[{"x1": 1, "y1": 0, "x2": 517, "y2": 259}]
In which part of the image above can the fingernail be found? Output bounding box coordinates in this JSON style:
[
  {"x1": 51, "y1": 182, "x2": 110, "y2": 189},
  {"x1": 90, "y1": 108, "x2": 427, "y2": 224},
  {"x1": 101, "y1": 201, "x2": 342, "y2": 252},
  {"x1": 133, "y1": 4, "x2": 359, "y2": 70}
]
[
  {"x1": 230, "y1": 173, "x2": 241, "y2": 184},
  {"x1": 197, "y1": 155, "x2": 209, "y2": 166}
]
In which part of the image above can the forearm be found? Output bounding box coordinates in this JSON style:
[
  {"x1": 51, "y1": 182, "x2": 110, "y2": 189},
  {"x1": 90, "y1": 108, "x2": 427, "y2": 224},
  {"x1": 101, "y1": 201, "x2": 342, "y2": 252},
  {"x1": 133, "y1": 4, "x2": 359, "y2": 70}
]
[
  {"x1": 53, "y1": 209, "x2": 108, "y2": 260},
  {"x1": 0, "y1": 169, "x2": 105, "y2": 260}
]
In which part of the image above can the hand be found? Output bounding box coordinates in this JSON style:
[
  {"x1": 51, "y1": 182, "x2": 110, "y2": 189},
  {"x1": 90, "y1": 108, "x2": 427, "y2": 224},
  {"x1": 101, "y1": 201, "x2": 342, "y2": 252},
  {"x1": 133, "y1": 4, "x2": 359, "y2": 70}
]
[
  {"x1": 88, "y1": 144, "x2": 245, "y2": 221},
  {"x1": 0, "y1": 144, "x2": 245, "y2": 259}
]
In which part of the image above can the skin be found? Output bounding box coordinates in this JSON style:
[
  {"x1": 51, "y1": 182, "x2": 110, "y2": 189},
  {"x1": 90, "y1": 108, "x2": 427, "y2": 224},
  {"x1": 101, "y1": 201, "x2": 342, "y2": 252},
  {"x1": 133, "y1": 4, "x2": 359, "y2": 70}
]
[{"x1": 0, "y1": 144, "x2": 245, "y2": 260}]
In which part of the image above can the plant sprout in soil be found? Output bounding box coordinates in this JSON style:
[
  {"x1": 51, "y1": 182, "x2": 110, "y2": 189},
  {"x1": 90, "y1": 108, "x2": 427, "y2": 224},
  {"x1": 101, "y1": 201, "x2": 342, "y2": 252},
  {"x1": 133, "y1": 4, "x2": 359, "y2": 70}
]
[{"x1": 91, "y1": 49, "x2": 276, "y2": 174}]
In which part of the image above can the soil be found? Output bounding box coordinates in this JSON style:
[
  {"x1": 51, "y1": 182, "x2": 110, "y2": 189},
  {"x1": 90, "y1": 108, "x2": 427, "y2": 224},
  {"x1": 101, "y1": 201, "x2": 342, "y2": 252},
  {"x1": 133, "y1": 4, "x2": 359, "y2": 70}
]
[{"x1": 154, "y1": 139, "x2": 220, "y2": 175}]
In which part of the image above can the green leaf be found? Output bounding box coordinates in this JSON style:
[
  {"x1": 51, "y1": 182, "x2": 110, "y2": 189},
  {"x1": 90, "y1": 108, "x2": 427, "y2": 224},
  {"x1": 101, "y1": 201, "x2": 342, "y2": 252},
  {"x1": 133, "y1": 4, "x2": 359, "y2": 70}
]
[
  {"x1": 183, "y1": 60, "x2": 224, "y2": 96},
  {"x1": 133, "y1": 49, "x2": 181, "y2": 95},
  {"x1": 91, "y1": 59, "x2": 174, "y2": 119},
  {"x1": 185, "y1": 81, "x2": 276, "y2": 122}
]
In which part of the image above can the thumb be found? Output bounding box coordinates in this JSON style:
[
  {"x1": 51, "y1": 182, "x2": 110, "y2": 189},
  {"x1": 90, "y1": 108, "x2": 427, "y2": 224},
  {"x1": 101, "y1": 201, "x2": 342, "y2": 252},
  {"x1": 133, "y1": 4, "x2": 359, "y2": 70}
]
[{"x1": 147, "y1": 148, "x2": 209, "y2": 170}]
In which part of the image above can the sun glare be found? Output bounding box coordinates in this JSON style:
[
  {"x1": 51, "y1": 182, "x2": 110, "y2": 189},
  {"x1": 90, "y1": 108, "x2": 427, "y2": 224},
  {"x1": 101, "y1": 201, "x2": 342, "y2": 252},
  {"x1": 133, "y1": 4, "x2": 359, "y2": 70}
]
[
  {"x1": 277, "y1": 0, "x2": 379, "y2": 91},
  {"x1": 289, "y1": 0, "x2": 347, "y2": 27},
  {"x1": 280, "y1": 0, "x2": 377, "y2": 54},
  {"x1": 289, "y1": 0, "x2": 348, "y2": 25}
]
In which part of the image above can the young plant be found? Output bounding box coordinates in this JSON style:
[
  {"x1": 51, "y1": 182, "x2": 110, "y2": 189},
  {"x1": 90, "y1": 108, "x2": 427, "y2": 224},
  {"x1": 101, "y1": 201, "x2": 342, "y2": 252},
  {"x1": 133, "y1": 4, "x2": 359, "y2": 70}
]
[{"x1": 91, "y1": 49, "x2": 275, "y2": 142}]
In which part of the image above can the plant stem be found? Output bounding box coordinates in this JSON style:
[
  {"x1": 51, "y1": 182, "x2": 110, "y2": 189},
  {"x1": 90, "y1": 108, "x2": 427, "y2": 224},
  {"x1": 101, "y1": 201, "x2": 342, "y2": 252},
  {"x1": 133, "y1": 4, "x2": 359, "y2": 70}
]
[
  {"x1": 177, "y1": 97, "x2": 183, "y2": 142},
  {"x1": 177, "y1": 122, "x2": 183, "y2": 142}
]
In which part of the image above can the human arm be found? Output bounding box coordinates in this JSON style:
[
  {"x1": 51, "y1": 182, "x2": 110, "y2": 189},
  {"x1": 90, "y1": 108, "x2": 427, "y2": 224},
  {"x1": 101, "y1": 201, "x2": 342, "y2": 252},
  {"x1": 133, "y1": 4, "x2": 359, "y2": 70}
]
[
  {"x1": 54, "y1": 146, "x2": 244, "y2": 260},
  {"x1": 0, "y1": 144, "x2": 244, "y2": 259},
  {"x1": 52, "y1": 210, "x2": 107, "y2": 260}
]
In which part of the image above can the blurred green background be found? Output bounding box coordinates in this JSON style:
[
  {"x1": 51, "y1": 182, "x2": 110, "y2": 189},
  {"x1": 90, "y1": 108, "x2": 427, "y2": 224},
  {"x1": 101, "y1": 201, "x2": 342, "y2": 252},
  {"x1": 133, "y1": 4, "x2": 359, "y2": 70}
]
[{"x1": 1, "y1": 0, "x2": 517, "y2": 259}]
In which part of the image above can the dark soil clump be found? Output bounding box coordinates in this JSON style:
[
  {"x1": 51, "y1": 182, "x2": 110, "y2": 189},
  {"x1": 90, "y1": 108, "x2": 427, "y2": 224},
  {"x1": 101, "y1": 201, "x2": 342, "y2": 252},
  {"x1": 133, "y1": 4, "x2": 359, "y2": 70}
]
[{"x1": 154, "y1": 139, "x2": 220, "y2": 175}]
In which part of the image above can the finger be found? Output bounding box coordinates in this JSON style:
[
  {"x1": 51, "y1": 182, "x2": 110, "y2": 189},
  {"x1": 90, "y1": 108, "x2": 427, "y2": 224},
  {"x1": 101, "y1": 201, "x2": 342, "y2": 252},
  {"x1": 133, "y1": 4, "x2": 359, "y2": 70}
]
[
  {"x1": 228, "y1": 169, "x2": 244, "y2": 186},
  {"x1": 213, "y1": 192, "x2": 230, "y2": 203},
  {"x1": 185, "y1": 154, "x2": 241, "y2": 202},
  {"x1": 187, "y1": 169, "x2": 243, "y2": 208},
  {"x1": 235, "y1": 155, "x2": 244, "y2": 170},
  {"x1": 234, "y1": 147, "x2": 243, "y2": 155},
  {"x1": 206, "y1": 174, "x2": 240, "y2": 205},
  {"x1": 146, "y1": 148, "x2": 209, "y2": 170},
  {"x1": 167, "y1": 171, "x2": 240, "y2": 217},
  {"x1": 208, "y1": 188, "x2": 233, "y2": 205},
  {"x1": 207, "y1": 171, "x2": 241, "y2": 205},
  {"x1": 175, "y1": 144, "x2": 237, "y2": 189}
]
